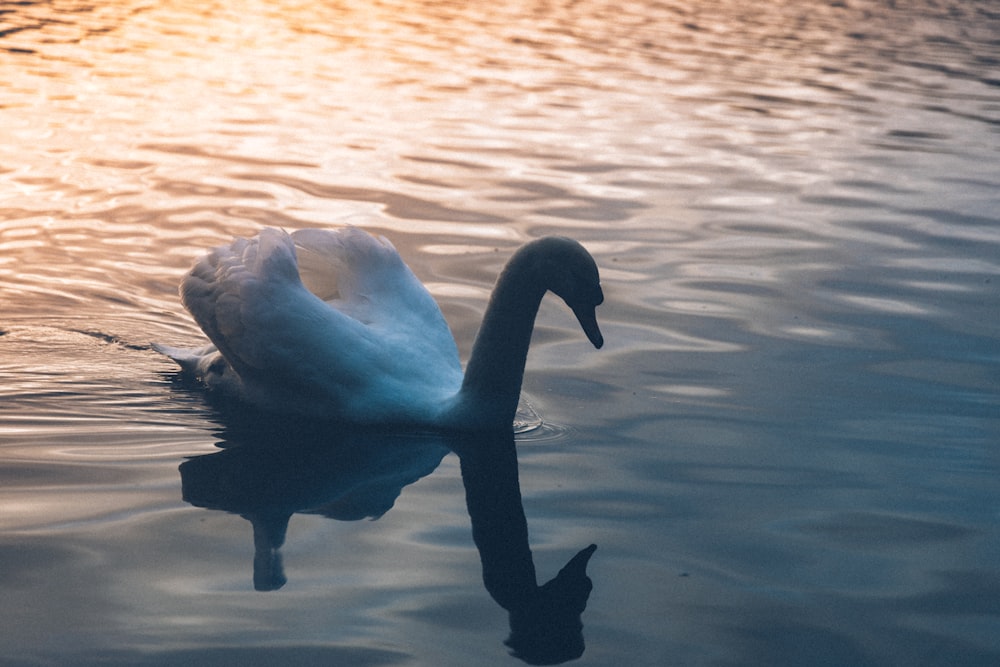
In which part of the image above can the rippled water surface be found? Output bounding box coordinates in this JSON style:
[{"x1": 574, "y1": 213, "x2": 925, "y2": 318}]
[{"x1": 2, "y1": 1, "x2": 999, "y2": 665}]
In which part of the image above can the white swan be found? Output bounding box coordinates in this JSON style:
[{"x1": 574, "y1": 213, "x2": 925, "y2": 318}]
[{"x1": 154, "y1": 227, "x2": 603, "y2": 430}]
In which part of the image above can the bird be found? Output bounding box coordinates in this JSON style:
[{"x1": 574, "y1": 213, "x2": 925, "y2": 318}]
[{"x1": 154, "y1": 226, "x2": 603, "y2": 431}]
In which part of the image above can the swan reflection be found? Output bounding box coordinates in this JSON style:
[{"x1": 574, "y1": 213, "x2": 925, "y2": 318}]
[{"x1": 179, "y1": 419, "x2": 597, "y2": 663}]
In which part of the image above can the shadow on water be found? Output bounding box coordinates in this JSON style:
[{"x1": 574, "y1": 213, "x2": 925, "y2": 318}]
[{"x1": 179, "y1": 407, "x2": 597, "y2": 665}]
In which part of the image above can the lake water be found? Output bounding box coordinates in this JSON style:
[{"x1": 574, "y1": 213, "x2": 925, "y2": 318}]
[{"x1": 2, "y1": 0, "x2": 999, "y2": 665}]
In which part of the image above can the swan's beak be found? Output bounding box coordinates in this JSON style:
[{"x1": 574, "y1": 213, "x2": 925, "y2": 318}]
[{"x1": 573, "y1": 305, "x2": 604, "y2": 349}]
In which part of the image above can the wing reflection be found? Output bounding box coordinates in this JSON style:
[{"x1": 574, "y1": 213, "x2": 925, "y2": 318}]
[
  {"x1": 180, "y1": 419, "x2": 449, "y2": 591},
  {"x1": 179, "y1": 419, "x2": 596, "y2": 663}
]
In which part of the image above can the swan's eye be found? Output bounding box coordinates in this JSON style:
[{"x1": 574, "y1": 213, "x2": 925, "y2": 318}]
[{"x1": 591, "y1": 284, "x2": 604, "y2": 306}]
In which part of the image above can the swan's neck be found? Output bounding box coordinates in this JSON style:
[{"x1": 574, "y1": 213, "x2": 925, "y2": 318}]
[{"x1": 455, "y1": 251, "x2": 546, "y2": 429}]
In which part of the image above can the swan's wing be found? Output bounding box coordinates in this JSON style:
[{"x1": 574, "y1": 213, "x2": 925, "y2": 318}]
[
  {"x1": 181, "y1": 229, "x2": 351, "y2": 380},
  {"x1": 178, "y1": 228, "x2": 461, "y2": 414},
  {"x1": 291, "y1": 227, "x2": 460, "y2": 362}
]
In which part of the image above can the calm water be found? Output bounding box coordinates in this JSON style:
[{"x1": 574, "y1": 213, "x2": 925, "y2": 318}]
[{"x1": 2, "y1": 0, "x2": 999, "y2": 665}]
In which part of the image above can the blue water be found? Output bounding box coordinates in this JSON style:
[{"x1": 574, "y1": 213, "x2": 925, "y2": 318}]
[{"x1": 1, "y1": 1, "x2": 999, "y2": 665}]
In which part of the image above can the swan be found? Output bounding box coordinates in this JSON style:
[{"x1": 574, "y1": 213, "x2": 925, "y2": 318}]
[{"x1": 154, "y1": 226, "x2": 603, "y2": 430}]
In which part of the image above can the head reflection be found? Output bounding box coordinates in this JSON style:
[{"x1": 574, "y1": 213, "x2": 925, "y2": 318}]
[{"x1": 179, "y1": 416, "x2": 596, "y2": 664}]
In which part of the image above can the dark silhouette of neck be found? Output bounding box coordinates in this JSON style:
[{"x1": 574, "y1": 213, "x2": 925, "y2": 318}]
[{"x1": 459, "y1": 248, "x2": 547, "y2": 429}]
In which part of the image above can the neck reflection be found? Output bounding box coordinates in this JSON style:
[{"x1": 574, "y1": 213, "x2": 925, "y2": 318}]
[{"x1": 453, "y1": 432, "x2": 596, "y2": 665}]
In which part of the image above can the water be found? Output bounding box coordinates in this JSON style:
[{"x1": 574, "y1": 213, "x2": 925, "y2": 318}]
[{"x1": 2, "y1": 0, "x2": 999, "y2": 664}]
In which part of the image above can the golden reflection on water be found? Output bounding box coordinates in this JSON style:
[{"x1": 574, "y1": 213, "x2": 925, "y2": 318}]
[{"x1": 0, "y1": 0, "x2": 906, "y2": 251}]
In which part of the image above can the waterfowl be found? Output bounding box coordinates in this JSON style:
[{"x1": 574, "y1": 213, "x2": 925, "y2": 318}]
[{"x1": 154, "y1": 227, "x2": 603, "y2": 430}]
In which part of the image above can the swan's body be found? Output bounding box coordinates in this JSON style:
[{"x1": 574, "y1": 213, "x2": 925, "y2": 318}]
[{"x1": 155, "y1": 227, "x2": 603, "y2": 430}]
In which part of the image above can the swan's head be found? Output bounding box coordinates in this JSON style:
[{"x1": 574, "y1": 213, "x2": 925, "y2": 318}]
[{"x1": 531, "y1": 237, "x2": 604, "y2": 349}]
